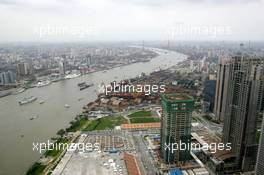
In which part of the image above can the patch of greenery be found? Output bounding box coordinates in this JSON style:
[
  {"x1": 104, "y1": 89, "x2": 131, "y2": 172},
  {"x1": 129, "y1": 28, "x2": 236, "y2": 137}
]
[
  {"x1": 26, "y1": 162, "x2": 46, "y2": 175},
  {"x1": 66, "y1": 118, "x2": 87, "y2": 132},
  {"x1": 128, "y1": 110, "x2": 152, "y2": 118},
  {"x1": 44, "y1": 138, "x2": 69, "y2": 157},
  {"x1": 130, "y1": 117, "x2": 160, "y2": 123},
  {"x1": 83, "y1": 116, "x2": 127, "y2": 131},
  {"x1": 83, "y1": 119, "x2": 100, "y2": 131}
]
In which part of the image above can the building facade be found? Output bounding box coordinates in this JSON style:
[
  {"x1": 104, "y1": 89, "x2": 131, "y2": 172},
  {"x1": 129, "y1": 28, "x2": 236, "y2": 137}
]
[
  {"x1": 160, "y1": 93, "x2": 194, "y2": 165},
  {"x1": 214, "y1": 57, "x2": 230, "y2": 122},
  {"x1": 0, "y1": 71, "x2": 16, "y2": 85},
  {"x1": 59, "y1": 60, "x2": 66, "y2": 75},
  {"x1": 222, "y1": 55, "x2": 264, "y2": 172},
  {"x1": 256, "y1": 117, "x2": 264, "y2": 175},
  {"x1": 17, "y1": 62, "x2": 28, "y2": 77}
]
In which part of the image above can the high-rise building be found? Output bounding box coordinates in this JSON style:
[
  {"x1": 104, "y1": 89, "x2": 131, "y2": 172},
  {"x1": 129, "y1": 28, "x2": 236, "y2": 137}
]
[
  {"x1": 86, "y1": 55, "x2": 92, "y2": 67},
  {"x1": 189, "y1": 60, "x2": 194, "y2": 70},
  {"x1": 17, "y1": 62, "x2": 28, "y2": 77},
  {"x1": 214, "y1": 57, "x2": 230, "y2": 122},
  {"x1": 203, "y1": 78, "x2": 216, "y2": 112},
  {"x1": 0, "y1": 71, "x2": 16, "y2": 85},
  {"x1": 59, "y1": 60, "x2": 66, "y2": 75},
  {"x1": 222, "y1": 54, "x2": 264, "y2": 172},
  {"x1": 160, "y1": 93, "x2": 194, "y2": 165},
  {"x1": 256, "y1": 117, "x2": 264, "y2": 175}
]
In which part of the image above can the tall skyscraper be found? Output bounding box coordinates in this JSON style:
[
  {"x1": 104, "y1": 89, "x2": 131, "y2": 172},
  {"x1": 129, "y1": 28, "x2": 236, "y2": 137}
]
[
  {"x1": 86, "y1": 54, "x2": 92, "y2": 67},
  {"x1": 17, "y1": 62, "x2": 28, "y2": 77},
  {"x1": 0, "y1": 71, "x2": 16, "y2": 85},
  {"x1": 59, "y1": 60, "x2": 66, "y2": 75},
  {"x1": 222, "y1": 55, "x2": 264, "y2": 172},
  {"x1": 256, "y1": 117, "x2": 264, "y2": 175},
  {"x1": 214, "y1": 57, "x2": 230, "y2": 122},
  {"x1": 160, "y1": 93, "x2": 194, "y2": 165}
]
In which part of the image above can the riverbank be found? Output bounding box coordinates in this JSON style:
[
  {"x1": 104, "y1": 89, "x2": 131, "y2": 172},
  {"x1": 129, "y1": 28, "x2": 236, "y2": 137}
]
[
  {"x1": 0, "y1": 48, "x2": 187, "y2": 175},
  {"x1": 25, "y1": 62, "x2": 182, "y2": 174},
  {"x1": 0, "y1": 55, "x2": 156, "y2": 100}
]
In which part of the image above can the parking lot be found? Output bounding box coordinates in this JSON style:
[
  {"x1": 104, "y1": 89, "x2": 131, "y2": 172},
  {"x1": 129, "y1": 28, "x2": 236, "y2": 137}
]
[
  {"x1": 84, "y1": 133, "x2": 134, "y2": 152},
  {"x1": 57, "y1": 151, "x2": 127, "y2": 175},
  {"x1": 52, "y1": 130, "x2": 134, "y2": 175}
]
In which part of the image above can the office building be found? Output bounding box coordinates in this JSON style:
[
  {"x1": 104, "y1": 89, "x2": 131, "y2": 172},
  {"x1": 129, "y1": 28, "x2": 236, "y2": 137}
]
[
  {"x1": 160, "y1": 93, "x2": 194, "y2": 165},
  {"x1": 17, "y1": 62, "x2": 28, "y2": 76},
  {"x1": 256, "y1": 117, "x2": 264, "y2": 175},
  {"x1": 59, "y1": 60, "x2": 66, "y2": 75},
  {"x1": 86, "y1": 54, "x2": 92, "y2": 67},
  {"x1": 222, "y1": 55, "x2": 264, "y2": 172},
  {"x1": 214, "y1": 57, "x2": 230, "y2": 122},
  {"x1": 0, "y1": 71, "x2": 16, "y2": 85},
  {"x1": 203, "y1": 78, "x2": 216, "y2": 112}
]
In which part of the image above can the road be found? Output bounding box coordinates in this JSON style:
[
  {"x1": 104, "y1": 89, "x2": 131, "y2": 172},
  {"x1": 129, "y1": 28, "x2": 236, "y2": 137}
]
[{"x1": 133, "y1": 134, "x2": 159, "y2": 175}]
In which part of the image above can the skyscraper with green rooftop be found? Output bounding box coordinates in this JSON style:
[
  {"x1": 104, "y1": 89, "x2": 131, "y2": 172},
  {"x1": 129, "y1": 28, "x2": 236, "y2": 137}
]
[{"x1": 160, "y1": 93, "x2": 194, "y2": 165}]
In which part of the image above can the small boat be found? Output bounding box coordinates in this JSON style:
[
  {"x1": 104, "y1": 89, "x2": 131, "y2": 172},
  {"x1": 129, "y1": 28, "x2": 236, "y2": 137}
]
[
  {"x1": 29, "y1": 115, "x2": 39, "y2": 120},
  {"x1": 65, "y1": 104, "x2": 70, "y2": 108},
  {"x1": 39, "y1": 100, "x2": 45, "y2": 104},
  {"x1": 65, "y1": 73, "x2": 81, "y2": 79},
  {"x1": 103, "y1": 70, "x2": 107, "y2": 73},
  {"x1": 77, "y1": 82, "x2": 86, "y2": 87},
  {"x1": 19, "y1": 96, "x2": 37, "y2": 105},
  {"x1": 37, "y1": 80, "x2": 51, "y2": 88},
  {"x1": 80, "y1": 83, "x2": 94, "y2": 90}
]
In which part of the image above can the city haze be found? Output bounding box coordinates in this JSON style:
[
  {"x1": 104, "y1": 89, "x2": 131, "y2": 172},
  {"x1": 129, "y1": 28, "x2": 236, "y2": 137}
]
[{"x1": 0, "y1": 0, "x2": 264, "y2": 42}]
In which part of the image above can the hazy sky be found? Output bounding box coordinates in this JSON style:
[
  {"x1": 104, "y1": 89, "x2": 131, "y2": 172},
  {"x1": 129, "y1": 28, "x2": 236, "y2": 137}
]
[{"x1": 0, "y1": 0, "x2": 263, "y2": 42}]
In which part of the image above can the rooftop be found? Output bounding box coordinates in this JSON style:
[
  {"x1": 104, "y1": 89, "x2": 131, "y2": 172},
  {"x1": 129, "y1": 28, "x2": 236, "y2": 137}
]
[
  {"x1": 161, "y1": 93, "x2": 194, "y2": 102},
  {"x1": 170, "y1": 169, "x2": 183, "y2": 175},
  {"x1": 124, "y1": 153, "x2": 142, "y2": 175},
  {"x1": 121, "y1": 122, "x2": 160, "y2": 130}
]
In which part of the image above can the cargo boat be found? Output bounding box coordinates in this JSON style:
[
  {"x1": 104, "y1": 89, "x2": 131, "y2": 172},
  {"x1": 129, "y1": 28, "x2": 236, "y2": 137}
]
[
  {"x1": 77, "y1": 82, "x2": 86, "y2": 87},
  {"x1": 19, "y1": 96, "x2": 37, "y2": 105},
  {"x1": 80, "y1": 83, "x2": 94, "y2": 90}
]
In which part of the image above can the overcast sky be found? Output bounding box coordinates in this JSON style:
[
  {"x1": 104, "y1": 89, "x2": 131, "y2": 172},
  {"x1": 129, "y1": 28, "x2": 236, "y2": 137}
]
[{"x1": 0, "y1": 0, "x2": 263, "y2": 42}]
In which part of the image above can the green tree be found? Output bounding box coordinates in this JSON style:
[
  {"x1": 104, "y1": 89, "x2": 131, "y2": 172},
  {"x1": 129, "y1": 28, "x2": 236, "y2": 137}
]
[{"x1": 57, "y1": 129, "x2": 66, "y2": 137}]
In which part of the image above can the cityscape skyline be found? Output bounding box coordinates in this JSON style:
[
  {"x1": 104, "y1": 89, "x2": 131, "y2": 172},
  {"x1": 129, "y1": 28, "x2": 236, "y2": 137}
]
[{"x1": 1, "y1": 0, "x2": 264, "y2": 175}]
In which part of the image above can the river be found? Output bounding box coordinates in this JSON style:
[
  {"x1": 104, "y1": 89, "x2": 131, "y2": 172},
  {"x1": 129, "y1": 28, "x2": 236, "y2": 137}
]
[{"x1": 0, "y1": 48, "x2": 187, "y2": 175}]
